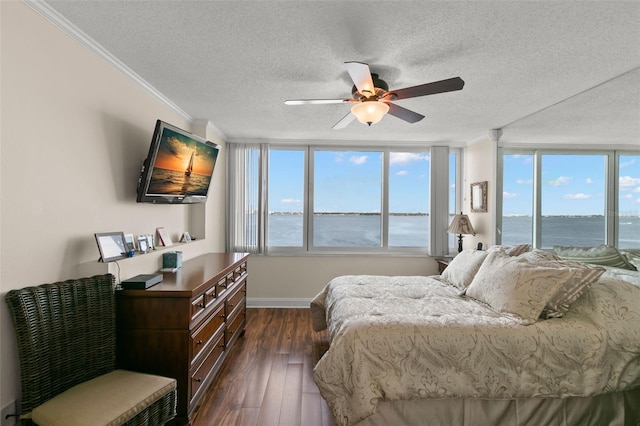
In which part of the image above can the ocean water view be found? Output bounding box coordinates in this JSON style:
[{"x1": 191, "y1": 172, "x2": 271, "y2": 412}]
[
  {"x1": 267, "y1": 214, "x2": 640, "y2": 249},
  {"x1": 148, "y1": 167, "x2": 211, "y2": 196}
]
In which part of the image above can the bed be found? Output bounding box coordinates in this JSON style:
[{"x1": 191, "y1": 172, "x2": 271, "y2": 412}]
[{"x1": 310, "y1": 247, "x2": 640, "y2": 426}]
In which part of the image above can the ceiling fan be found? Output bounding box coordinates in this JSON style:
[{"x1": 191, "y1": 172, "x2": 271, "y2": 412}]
[{"x1": 284, "y1": 61, "x2": 465, "y2": 129}]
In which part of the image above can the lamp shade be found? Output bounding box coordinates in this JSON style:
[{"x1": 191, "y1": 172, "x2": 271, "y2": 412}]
[
  {"x1": 447, "y1": 214, "x2": 475, "y2": 236},
  {"x1": 351, "y1": 101, "x2": 389, "y2": 126}
]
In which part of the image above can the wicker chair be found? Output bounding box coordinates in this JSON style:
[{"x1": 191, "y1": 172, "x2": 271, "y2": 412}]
[{"x1": 5, "y1": 274, "x2": 177, "y2": 426}]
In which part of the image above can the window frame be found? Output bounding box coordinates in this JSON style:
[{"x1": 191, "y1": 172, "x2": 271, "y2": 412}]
[
  {"x1": 262, "y1": 145, "x2": 459, "y2": 256},
  {"x1": 497, "y1": 148, "x2": 638, "y2": 249}
]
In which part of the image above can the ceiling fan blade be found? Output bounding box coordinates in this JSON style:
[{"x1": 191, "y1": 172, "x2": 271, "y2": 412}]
[
  {"x1": 386, "y1": 103, "x2": 425, "y2": 123},
  {"x1": 345, "y1": 61, "x2": 375, "y2": 96},
  {"x1": 285, "y1": 98, "x2": 353, "y2": 105},
  {"x1": 387, "y1": 77, "x2": 465, "y2": 100},
  {"x1": 332, "y1": 111, "x2": 356, "y2": 130}
]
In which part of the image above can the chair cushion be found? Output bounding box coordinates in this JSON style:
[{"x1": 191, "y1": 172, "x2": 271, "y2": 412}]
[{"x1": 32, "y1": 370, "x2": 176, "y2": 426}]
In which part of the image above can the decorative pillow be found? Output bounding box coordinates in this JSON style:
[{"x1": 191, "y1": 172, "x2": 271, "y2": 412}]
[
  {"x1": 488, "y1": 244, "x2": 532, "y2": 256},
  {"x1": 553, "y1": 245, "x2": 637, "y2": 271},
  {"x1": 520, "y1": 250, "x2": 605, "y2": 317},
  {"x1": 465, "y1": 250, "x2": 573, "y2": 324},
  {"x1": 544, "y1": 261, "x2": 605, "y2": 317},
  {"x1": 621, "y1": 249, "x2": 640, "y2": 270},
  {"x1": 441, "y1": 249, "x2": 488, "y2": 290}
]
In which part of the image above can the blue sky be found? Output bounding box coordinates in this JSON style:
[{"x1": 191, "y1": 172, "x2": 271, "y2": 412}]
[
  {"x1": 503, "y1": 154, "x2": 640, "y2": 216},
  {"x1": 269, "y1": 150, "x2": 435, "y2": 213},
  {"x1": 269, "y1": 150, "x2": 640, "y2": 216}
]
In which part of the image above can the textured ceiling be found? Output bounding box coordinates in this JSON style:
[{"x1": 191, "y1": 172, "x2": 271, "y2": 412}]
[{"x1": 42, "y1": 1, "x2": 640, "y2": 146}]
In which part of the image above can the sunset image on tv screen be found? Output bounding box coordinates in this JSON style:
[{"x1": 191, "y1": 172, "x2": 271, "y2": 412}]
[{"x1": 147, "y1": 127, "x2": 219, "y2": 196}]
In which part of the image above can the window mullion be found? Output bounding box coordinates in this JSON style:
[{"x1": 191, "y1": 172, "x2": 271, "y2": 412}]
[
  {"x1": 533, "y1": 151, "x2": 542, "y2": 249},
  {"x1": 382, "y1": 149, "x2": 389, "y2": 248}
]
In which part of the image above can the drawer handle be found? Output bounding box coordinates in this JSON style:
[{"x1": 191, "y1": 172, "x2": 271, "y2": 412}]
[
  {"x1": 228, "y1": 303, "x2": 234, "y2": 308},
  {"x1": 219, "y1": 343, "x2": 225, "y2": 348},
  {"x1": 195, "y1": 378, "x2": 202, "y2": 383},
  {"x1": 198, "y1": 302, "x2": 205, "y2": 308},
  {"x1": 228, "y1": 330, "x2": 234, "y2": 335},
  {"x1": 196, "y1": 340, "x2": 203, "y2": 345}
]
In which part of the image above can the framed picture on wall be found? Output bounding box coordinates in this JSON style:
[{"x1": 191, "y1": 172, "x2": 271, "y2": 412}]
[{"x1": 470, "y1": 181, "x2": 488, "y2": 213}]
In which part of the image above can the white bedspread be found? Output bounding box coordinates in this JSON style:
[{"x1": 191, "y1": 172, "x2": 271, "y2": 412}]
[{"x1": 312, "y1": 274, "x2": 640, "y2": 426}]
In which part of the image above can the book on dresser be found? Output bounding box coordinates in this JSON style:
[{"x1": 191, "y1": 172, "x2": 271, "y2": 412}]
[{"x1": 115, "y1": 252, "x2": 249, "y2": 425}]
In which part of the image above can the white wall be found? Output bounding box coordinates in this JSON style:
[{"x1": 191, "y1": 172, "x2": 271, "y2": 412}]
[
  {"x1": 0, "y1": 2, "x2": 225, "y2": 410},
  {"x1": 248, "y1": 255, "x2": 442, "y2": 305},
  {"x1": 465, "y1": 136, "x2": 498, "y2": 249}
]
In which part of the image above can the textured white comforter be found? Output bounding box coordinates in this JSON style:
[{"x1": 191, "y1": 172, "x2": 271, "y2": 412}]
[{"x1": 312, "y1": 274, "x2": 640, "y2": 426}]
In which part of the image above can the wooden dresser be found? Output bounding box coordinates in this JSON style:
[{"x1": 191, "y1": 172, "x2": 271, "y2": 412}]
[{"x1": 116, "y1": 252, "x2": 249, "y2": 425}]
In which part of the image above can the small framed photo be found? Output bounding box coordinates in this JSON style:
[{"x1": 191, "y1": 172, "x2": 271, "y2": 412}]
[
  {"x1": 95, "y1": 232, "x2": 128, "y2": 262},
  {"x1": 137, "y1": 235, "x2": 149, "y2": 253},
  {"x1": 145, "y1": 234, "x2": 154, "y2": 250},
  {"x1": 124, "y1": 233, "x2": 136, "y2": 251},
  {"x1": 157, "y1": 227, "x2": 173, "y2": 247},
  {"x1": 181, "y1": 232, "x2": 192, "y2": 243}
]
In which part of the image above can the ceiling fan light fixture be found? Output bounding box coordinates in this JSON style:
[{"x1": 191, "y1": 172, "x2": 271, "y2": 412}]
[{"x1": 351, "y1": 101, "x2": 389, "y2": 126}]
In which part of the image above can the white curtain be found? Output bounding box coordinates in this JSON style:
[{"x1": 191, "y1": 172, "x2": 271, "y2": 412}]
[{"x1": 226, "y1": 143, "x2": 265, "y2": 254}]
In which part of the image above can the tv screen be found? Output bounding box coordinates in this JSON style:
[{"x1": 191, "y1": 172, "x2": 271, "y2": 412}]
[{"x1": 137, "y1": 120, "x2": 220, "y2": 204}]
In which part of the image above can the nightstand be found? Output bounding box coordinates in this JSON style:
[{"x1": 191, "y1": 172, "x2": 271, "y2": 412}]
[{"x1": 435, "y1": 258, "x2": 452, "y2": 274}]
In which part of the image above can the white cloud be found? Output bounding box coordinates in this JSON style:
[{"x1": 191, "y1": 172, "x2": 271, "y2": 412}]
[
  {"x1": 623, "y1": 194, "x2": 633, "y2": 200},
  {"x1": 280, "y1": 198, "x2": 302, "y2": 205},
  {"x1": 396, "y1": 170, "x2": 409, "y2": 176},
  {"x1": 563, "y1": 193, "x2": 591, "y2": 200},
  {"x1": 549, "y1": 176, "x2": 572, "y2": 186},
  {"x1": 503, "y1": 191, "x2": 519, "y2": 199},
  {"x1": 620, "y1": 158, "x2": 636, "y2": 169},
  {"x1": 390, "y1": 152, "x2": 429, "y2": 165},
  {"x1": 620, "y1": 176, "x2": 640, "y2": 188},
  {"x1": 585, "y1": 178, "x2": 594, "y2": 184},
  {"x1": 516, "y1": 179, "x2": 532, "y2": 185},
  {"x1": 349, "y1": 155, "x2": 368, "y2": 165}
]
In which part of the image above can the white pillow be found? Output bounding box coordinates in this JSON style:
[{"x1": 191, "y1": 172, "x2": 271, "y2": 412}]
[
  {"x1": 465, "y1": 250, "x2": 573, "y2": 324},
  {"x1": 488, "y1": 244, "x2": 532, "y2": 256},
  {"x1": 441, "y1": 250, "x2": 488, "y2": 290}
]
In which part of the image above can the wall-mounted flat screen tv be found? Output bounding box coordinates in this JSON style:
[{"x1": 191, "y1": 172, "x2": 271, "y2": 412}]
[{"x1": 137, "y1": 120, "x2": 220, "y2": 204}]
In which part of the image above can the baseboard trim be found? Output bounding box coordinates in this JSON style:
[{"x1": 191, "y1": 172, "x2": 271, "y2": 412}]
[{"x1": 247, "y1": 298, "x2": 311, "y2": 308}]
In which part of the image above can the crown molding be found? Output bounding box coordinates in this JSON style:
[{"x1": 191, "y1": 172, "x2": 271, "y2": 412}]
[{"x1": 22, "y1": 0, "x2": 193, "y2": 122}]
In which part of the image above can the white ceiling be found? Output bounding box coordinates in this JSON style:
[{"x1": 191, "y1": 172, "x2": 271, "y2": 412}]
[{"x1": 41, "y1": 0, "x2": 640, "y2": 147}]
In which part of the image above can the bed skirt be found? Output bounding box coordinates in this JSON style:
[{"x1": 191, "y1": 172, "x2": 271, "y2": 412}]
[{"x1": 354, "y1": 387, "x2": 640, "y2": 426}]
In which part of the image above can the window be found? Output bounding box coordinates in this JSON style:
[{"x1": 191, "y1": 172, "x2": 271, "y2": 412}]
[
  {"x1": 501, "y1": 153, "x2": 534, "y2": 246},
  {"x1": 540, "y1": 154, "x2": 606, "y2": 248},
  {"x1": 229, "y1": 144, "x2": 458, "y2": 255},
  {"x1": 388, "y1": 152, "x2": 431, "y2": 247},
  {"x1": 618, "y1": 154, "x2": 640, "y2": 248},
  {"x1": 499, "y1": 150, "x2": 639, "y2": 249},
  {"x1": 268, "y1": 149, "x2": 305, "y2": 248}
]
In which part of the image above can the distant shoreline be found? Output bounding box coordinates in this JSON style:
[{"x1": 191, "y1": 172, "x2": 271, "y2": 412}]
[{"x1": 268, "y1": 212, "x2": 639, "y2": 218}]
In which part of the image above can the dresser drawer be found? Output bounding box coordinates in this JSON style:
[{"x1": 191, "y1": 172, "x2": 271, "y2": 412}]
[
  {"x1": 233, "y1": 262, "x2": 247, "y2": 279},
  {"x1": 217, "y1": 275, "x2": 229, "y2": 297},
  {"x1": 204, "y1": 283, "x2": 217, "y2": 308},
  {"x1": 226, "y1": 282, "x2": 246, "y2": 317},
  {"x1": 190, "y1": 332, "x2": 225, "y2": 401},
  {"x1": 191, "y1": 304, "x2": 225, "y2": 365},
  {"x1": 190, "y1": 295, "x2": 206, "y2": 322},
  {"x1": 226, "y1": 302, "x2": 246, "y2": 344}
]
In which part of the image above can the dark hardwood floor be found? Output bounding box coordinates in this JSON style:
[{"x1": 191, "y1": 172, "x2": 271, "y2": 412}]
[{"x1": 191, "y1": 308, "x2": 336, "y2": 426}]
